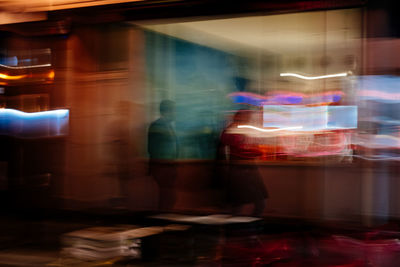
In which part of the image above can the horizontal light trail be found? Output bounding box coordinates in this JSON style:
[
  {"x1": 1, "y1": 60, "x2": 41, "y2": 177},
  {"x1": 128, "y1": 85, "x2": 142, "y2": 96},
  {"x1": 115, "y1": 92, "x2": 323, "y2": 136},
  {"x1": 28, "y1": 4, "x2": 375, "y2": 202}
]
[
  {"x1": 280, "y1": 72, "x2": 347, "y2": 80},
  {"x1": 0, "y1": 63, "x2": 51, "y2": 69},
  {"x1": 238, "y1": 125, "x2": 303, "y2": 132}
]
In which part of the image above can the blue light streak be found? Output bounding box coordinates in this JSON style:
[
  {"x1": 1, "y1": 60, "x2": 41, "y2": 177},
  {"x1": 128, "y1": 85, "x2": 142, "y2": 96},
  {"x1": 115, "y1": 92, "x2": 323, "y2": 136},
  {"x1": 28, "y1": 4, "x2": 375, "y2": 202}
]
[
  {"x1": 0, "y1": 108, "x2": 69, "y2": 118},
  {"x1": 0, "y1": 108, "x2": 69, "y2": 137}
]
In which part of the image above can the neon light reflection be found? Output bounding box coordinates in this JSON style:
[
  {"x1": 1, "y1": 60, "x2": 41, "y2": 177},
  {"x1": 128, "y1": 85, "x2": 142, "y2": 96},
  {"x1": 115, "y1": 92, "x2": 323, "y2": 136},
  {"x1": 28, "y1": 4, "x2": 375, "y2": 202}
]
[
  {"x1": 0, "y1": 109, "x2": 69, "y2": 137},
  {"x1": 229, "y1": 91, "x2": 344, "y2": 106}
]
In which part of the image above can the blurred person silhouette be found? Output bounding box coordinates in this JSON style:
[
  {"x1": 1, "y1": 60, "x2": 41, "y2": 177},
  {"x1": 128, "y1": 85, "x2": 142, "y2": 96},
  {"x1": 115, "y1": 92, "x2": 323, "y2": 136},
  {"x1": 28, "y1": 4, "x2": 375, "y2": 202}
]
[
  {"x1": 148, "y1": 100, "x2": 178, "y2": 212},
  {"x1": 107, "y1": 101, "x2": 133, "y2": 207},
  {"x1": 217, "y1": 109, "x2": 268, "y2": 217}
]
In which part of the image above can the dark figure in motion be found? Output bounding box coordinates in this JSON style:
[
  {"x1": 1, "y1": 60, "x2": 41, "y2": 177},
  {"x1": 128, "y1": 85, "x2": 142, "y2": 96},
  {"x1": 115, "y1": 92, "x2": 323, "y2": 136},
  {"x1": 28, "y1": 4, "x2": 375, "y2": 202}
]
[
  {"x1": 148, "y1": 100, "x2": 178, "y2": 212},
  {"x1": 218, "y1": 109, "x2": 268, "y2": 217}
]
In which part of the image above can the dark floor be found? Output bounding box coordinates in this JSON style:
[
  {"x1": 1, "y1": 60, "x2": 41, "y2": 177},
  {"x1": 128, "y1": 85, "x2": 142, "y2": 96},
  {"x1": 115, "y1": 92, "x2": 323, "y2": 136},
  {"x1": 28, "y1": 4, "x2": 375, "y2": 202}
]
[{"x1": 0, "y1": 208, "x2": 399, "y2": 266}]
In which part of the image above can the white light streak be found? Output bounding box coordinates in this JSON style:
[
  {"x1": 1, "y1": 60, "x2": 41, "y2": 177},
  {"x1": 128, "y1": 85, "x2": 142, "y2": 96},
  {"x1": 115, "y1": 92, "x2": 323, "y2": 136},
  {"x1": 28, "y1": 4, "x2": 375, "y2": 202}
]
[
  {"x1": 280, "y1": 72, "x2": 347, "y2": 80},
  {"x1": 0, "y1": 108, "x2": 69, "y2": 118},
  {"x1": 0, "y1": 63, "x2": 51, "y2": 69},
  {"x1": 238, "y1": 125, "x2": 303, "y2": 132}
]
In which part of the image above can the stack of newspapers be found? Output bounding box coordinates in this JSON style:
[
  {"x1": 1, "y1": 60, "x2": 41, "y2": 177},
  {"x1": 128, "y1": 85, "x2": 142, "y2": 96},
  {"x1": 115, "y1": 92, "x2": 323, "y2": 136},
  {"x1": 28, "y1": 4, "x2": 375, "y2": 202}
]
[{"x1": 62, "y1": 225, "x2": 164, "y2": 261}]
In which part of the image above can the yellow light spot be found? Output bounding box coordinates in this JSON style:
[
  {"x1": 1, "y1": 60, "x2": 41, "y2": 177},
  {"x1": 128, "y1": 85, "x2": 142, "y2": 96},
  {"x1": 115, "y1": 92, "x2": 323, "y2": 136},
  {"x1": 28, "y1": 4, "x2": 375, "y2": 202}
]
[
  {"x1": 48, "y1": 70, "x2": 55, "y2": 79},
  {"x1": 0, "y1": 73, "x2": 27, "y2": 80}
]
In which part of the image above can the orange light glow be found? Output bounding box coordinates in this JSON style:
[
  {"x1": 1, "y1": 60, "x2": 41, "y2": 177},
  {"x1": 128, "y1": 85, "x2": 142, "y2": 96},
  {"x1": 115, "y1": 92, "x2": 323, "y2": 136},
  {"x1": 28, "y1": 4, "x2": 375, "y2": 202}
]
[
  {"x1": 48, "y1": 70, "x2": 55, "y2": 80},
  {"x1": 0, "y1": 73, "x2": 27, "y2": 80}
]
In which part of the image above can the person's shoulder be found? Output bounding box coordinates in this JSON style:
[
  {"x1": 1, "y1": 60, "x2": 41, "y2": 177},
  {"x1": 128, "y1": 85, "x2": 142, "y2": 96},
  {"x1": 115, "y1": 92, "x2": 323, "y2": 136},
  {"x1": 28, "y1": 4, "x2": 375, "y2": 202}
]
[{"x1": 149, "y1": 118, "x2": 166, "y2": 132}]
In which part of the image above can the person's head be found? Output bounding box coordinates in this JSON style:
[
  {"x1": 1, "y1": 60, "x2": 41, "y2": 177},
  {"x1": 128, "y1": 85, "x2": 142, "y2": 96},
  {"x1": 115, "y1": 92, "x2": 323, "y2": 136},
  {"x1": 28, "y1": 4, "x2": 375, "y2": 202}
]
[{"x1": 159, "y1": 100, "x2": 176, "y2": 122}]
